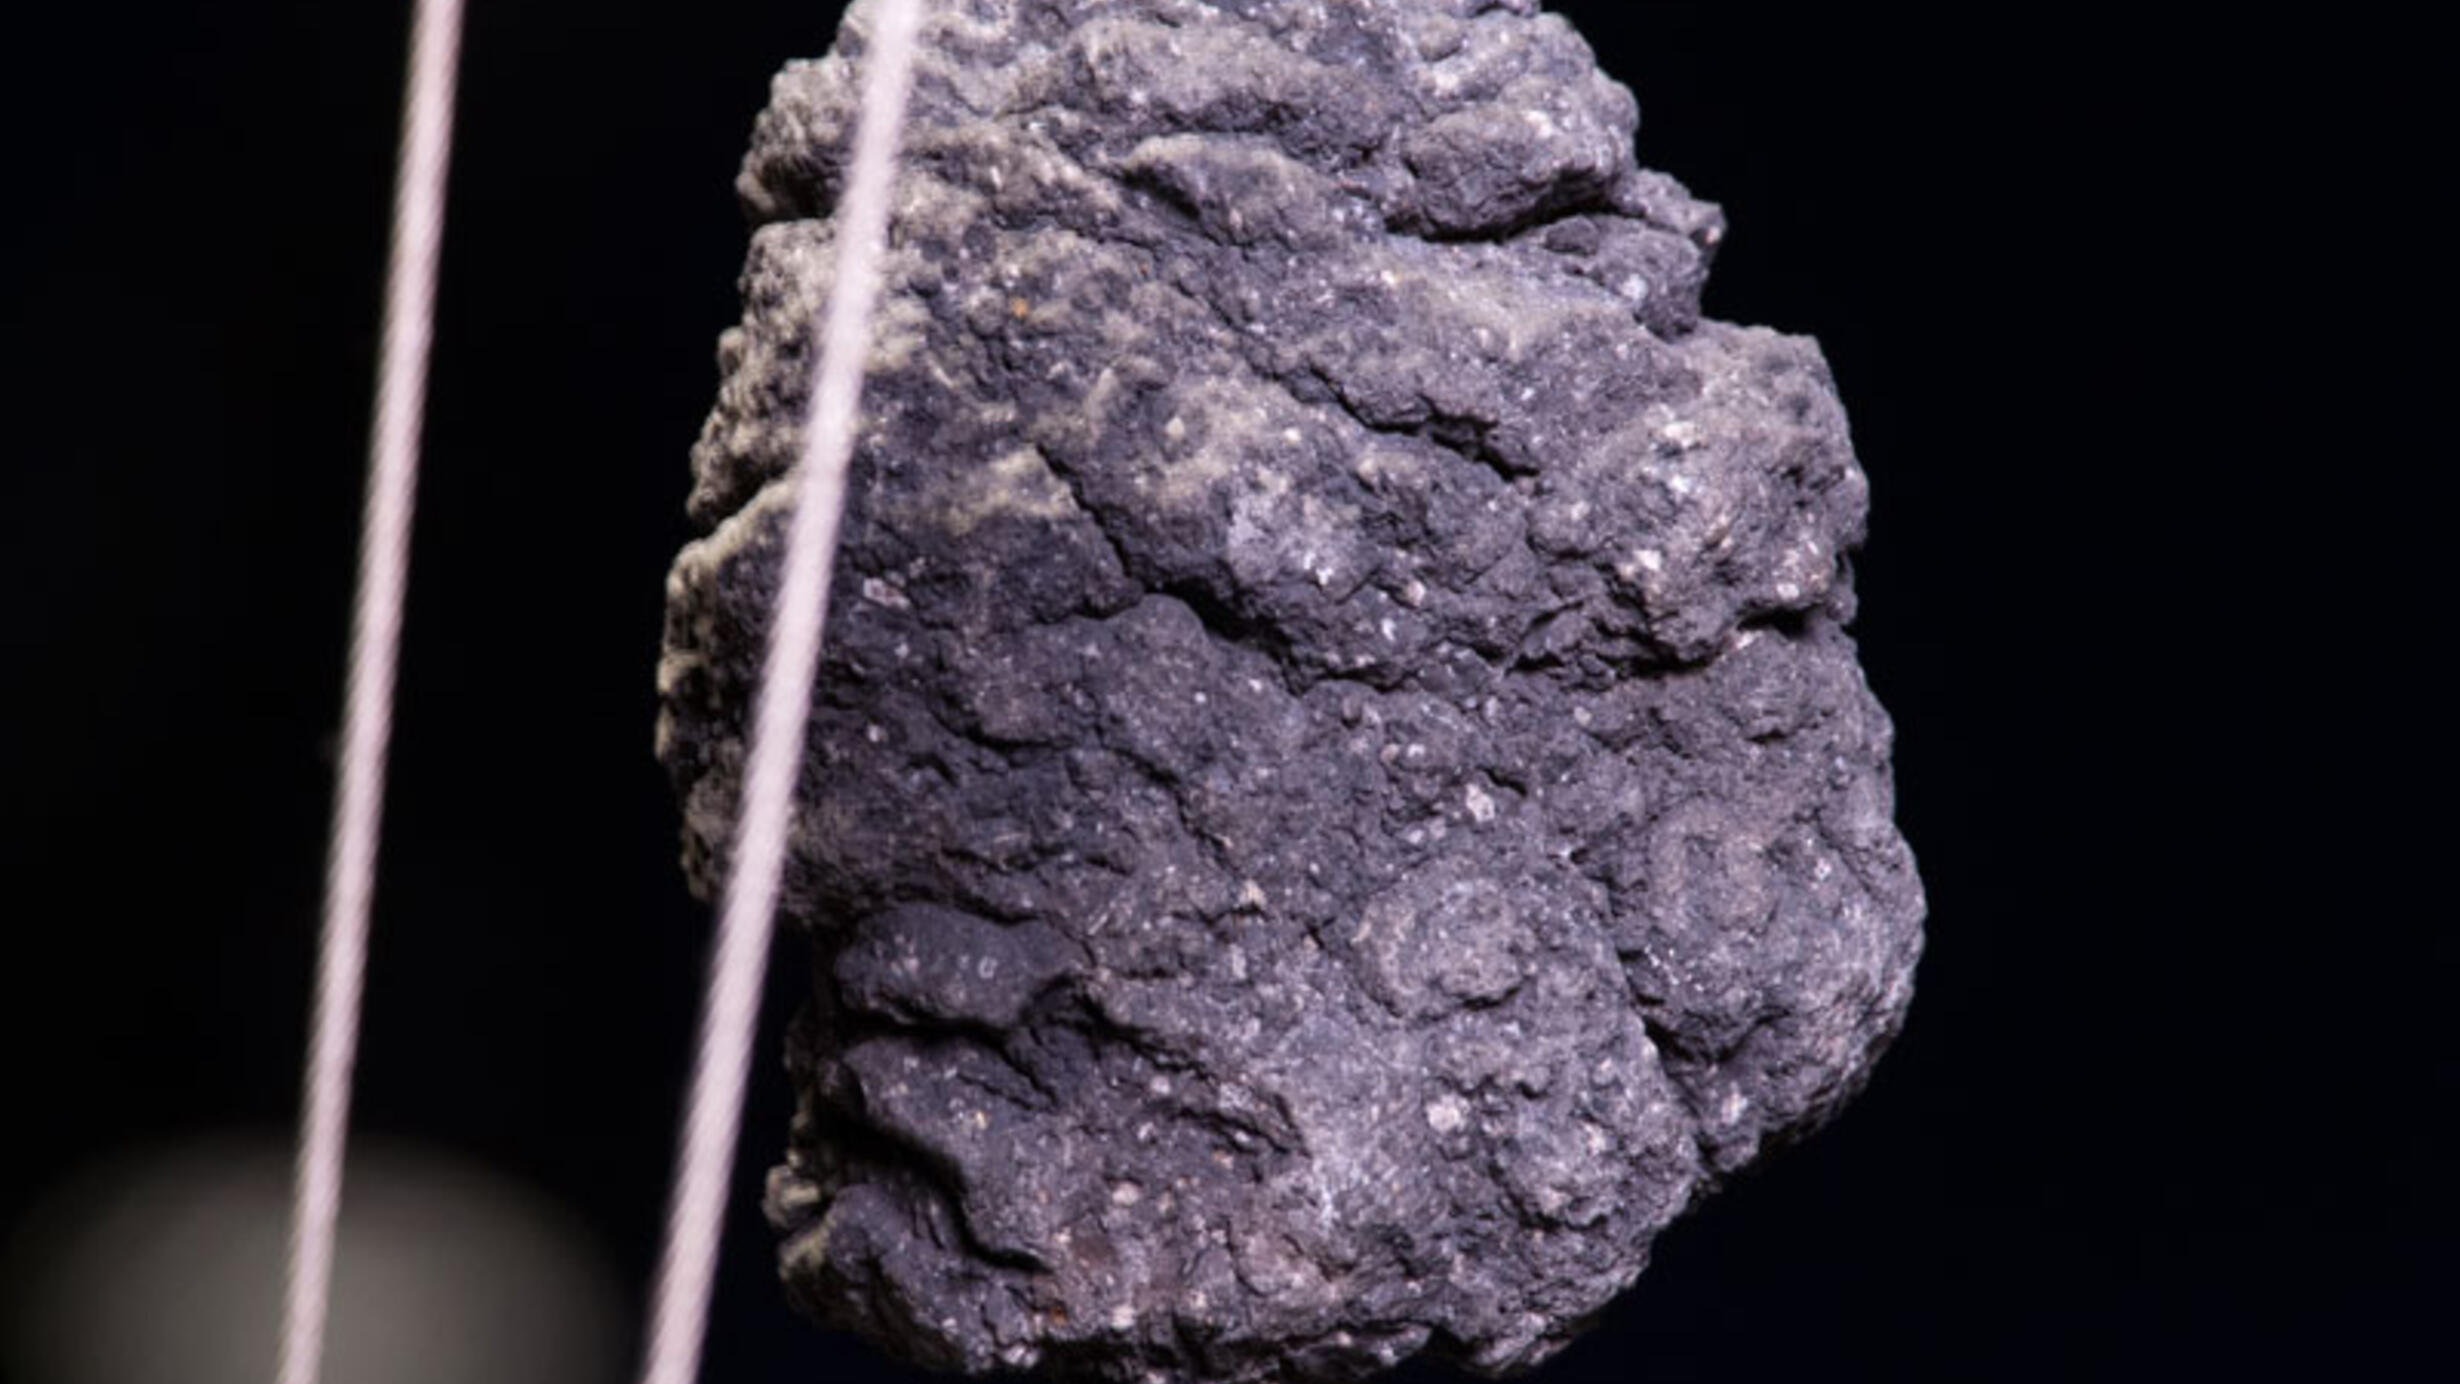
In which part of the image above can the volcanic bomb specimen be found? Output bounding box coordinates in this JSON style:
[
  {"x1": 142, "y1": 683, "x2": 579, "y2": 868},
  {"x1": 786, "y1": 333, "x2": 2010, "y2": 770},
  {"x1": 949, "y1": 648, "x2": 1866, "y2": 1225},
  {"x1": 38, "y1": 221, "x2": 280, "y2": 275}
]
[{"x1": 655, "y1": 1, "x2": 1926, "y2": 1380}]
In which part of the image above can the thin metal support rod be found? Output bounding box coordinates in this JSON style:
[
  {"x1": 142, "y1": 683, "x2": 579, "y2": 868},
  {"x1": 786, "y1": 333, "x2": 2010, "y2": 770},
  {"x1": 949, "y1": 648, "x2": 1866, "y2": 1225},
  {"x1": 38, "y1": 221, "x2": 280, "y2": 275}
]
[
  {"x1": 276, "y1": 1, "x2": 466, "y2": 1382},
  {"x1": 634, "y1": 4, "x2": 929, "y2": 1383}
]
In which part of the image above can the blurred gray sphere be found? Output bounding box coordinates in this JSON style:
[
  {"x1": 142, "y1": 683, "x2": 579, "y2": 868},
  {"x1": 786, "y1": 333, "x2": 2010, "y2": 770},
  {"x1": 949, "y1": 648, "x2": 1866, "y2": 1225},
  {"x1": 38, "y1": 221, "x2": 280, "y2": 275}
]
[{"x1": 4, "y1": 1134, "x2": 624, "y2": 1384}]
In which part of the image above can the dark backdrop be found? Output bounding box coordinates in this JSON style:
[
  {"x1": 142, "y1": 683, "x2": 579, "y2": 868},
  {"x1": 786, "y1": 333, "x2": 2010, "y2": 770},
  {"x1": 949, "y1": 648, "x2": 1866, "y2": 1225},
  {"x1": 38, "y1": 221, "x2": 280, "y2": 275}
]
[{"x1": 4, "y1": 4, "x2": 2438, "y2": 1382}]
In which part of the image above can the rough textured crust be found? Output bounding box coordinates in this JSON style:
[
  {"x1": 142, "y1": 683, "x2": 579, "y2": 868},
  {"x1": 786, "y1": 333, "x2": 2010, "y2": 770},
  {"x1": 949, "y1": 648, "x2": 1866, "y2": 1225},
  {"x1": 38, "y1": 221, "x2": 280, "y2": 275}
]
[{"x1": 655, "y1": 2, "x2": 1925, "y2": 1380}]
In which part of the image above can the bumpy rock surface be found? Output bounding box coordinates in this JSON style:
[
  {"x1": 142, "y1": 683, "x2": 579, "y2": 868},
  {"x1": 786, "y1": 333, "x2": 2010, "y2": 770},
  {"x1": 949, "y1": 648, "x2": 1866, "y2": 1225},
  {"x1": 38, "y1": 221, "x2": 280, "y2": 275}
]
[{"x1": 655, "y1": 2, "x2": 1925, "y2": 1380}]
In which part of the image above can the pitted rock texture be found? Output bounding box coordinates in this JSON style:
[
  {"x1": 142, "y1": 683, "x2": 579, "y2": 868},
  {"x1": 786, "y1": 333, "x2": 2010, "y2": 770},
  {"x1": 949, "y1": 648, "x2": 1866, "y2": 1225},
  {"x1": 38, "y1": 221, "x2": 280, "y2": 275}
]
[{"x1": 655, "y1": 2, "x2": 1925, "y2": 1381}]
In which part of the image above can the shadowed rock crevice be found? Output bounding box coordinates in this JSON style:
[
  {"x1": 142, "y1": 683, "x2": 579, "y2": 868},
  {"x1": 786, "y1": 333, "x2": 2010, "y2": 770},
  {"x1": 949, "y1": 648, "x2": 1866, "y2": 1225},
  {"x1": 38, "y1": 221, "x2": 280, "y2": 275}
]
[{"x1": 658, "y1": 2, "x2": 1924, "y2": 1381}]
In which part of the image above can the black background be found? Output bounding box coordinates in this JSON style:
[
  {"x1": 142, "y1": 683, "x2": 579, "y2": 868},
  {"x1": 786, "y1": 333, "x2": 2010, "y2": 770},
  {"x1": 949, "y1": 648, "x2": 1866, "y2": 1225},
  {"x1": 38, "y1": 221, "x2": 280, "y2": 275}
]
[{"x1": 4, "y1": 4, "x2": 2441, "y2": 1381}]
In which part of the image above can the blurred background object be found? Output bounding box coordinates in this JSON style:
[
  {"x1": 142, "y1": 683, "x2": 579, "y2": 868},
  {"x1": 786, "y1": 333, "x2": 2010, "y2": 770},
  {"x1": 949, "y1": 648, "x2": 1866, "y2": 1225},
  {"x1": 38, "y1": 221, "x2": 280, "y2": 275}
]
[{"x1": 4, "y1": 1134, "x2": 622, "y2": 1384}]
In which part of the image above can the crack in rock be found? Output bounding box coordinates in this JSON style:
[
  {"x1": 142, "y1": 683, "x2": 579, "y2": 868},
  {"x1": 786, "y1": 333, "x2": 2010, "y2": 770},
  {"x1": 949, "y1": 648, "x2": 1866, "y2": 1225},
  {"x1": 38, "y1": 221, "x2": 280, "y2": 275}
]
[{"x1": 657, "y1": 2, "x2": 1925, "y2": 1380}]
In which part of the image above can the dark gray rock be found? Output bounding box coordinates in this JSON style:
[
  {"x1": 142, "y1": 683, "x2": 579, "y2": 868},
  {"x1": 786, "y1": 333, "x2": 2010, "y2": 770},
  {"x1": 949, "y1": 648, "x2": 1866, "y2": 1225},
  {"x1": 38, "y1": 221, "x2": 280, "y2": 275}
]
[{"x1": 655, "y1": 2, "x2": 1925, "y2": 1380}]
